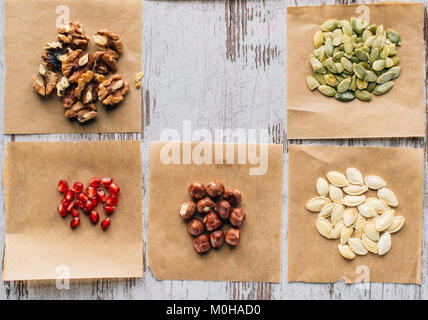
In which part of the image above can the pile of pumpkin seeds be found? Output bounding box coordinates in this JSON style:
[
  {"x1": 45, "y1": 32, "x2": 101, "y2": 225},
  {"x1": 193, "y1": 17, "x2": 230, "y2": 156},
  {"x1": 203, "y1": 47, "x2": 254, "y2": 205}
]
[{"x1": 307, "y1": 18, "x2": 402, "y2": 102}]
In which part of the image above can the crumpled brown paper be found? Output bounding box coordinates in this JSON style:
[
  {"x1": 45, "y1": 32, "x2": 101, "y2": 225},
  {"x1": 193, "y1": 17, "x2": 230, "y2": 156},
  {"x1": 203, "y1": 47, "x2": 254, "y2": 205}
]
[
  {"x1": 2, "y1": 141, "x2": 143, "y2": 281},
  {"x1": 288, "y1": 144, "x2": 423, "y2": 284},
  {"x1": 286, "y1": 3, "x2": 425, "y2": 139},
  {"x1": 4, "y1": 0, "x2": 142, "y2": 134},
  {"x1": 148, "y1": 142, "x2": 283, "y2": 282}
]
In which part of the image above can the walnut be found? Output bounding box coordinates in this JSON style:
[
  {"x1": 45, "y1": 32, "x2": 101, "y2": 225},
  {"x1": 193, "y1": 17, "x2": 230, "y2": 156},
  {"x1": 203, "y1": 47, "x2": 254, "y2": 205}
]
[
  {"x1": 93, "y1": 50, "x2": 118, "y2": 74},
  {"x1": 41, "y1": 42, "x2": 69, "y2": 71},
  {"x1": 56, "y1": 76, "x2": 70, "y2": 97},
  {"x1": 61, "y1": 84, "x2": 78, "y2": 109},
  {"x1": 61, "y1": 49, "x2": 94, "y2": 83},
  {"x1": 32, "y1": 64, "x2": 58, "y2": 96},
  {"x1": 98, "y1": 74, "x2": 129, "y2": 105},
  {"x1": 64, "y1": 101, "x2": 97, "y2": 123},
  {"x1": 57, "y1": 21, "x2": 90, "y2": 50},
  {"x1": 93, "y1": 30, "x2": 123, "y2": 54}
]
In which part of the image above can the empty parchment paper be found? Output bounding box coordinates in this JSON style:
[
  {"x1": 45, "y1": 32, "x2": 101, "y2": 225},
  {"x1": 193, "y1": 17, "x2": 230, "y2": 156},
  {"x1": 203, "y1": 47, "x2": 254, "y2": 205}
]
[
  {"x1": 288, "y1": 144, "x2": 423, "y2": 284},
  {"x1": 3, "y1": 0, "x2": 142, "y2": 134},
  {"x1": 286, "y1": 3, "x2": 425, "y2": 139},
  {"x1": 148, "y1": 142, "x2": 283, "y2": 282},
  {"x1": 2, "y1": 141, "x2": 142, "y2": 281}
]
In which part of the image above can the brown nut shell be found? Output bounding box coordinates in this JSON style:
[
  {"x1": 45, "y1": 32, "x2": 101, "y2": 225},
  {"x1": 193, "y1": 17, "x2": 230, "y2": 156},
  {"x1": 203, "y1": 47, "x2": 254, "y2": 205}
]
[
  {"x1": 204, "y1": 212, "x2": 222, "y2": 232},
  {"x1": 188, "y1": 182, "x2": 206, "y2": 200},
  {"x1": 216, "y1": 200, "x2": 232, "y2": 219},
  {"x1": 180, "y1": 200, "x2": 196, "y2": 219},
  {"x1": 225, "y1": 228, "x2": 241, "y2": 246},
  {"x1": 229, "y1": 208, "x2": 246, "y2": 228},
  {"x1": 224, "y1": 188, "x2": 242, "y2": 206},
  {"x1": 206, "y1": 181, "x2": 225, "y2": 198},
  {"x1": 196, "y1": 197, "x2": 216, "y2": 214},
  {"x1": 187, "y1": 218, "x2": 204, "y2": 236},
  {"x1": 192, "y1": 234, "x2": 210, "y2": 253},
  {"x1": 210, "y1": 230, "x2": 225, "y2": 248}
]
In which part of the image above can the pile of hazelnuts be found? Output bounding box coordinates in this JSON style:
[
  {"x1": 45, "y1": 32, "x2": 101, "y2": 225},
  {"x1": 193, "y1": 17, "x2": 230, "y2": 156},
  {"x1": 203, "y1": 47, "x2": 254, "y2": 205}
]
[{"x1": 180, "y1": 181, "x2": 246, "y2": 254}]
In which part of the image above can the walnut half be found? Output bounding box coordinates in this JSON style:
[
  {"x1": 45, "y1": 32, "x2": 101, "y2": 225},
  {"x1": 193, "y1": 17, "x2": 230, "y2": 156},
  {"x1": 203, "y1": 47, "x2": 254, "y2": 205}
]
[
  {"x1": 32, "y1": 64, "x2": 58, "y2": 96},
  {"x1": 93, "y1": 30, "x2": 123, "y2": 54},
  {"x1": 98, "y1": 74, "x2": 129, "y2": 105},
  {"x1": 57, "y1": 21, "x2": 90, "y2": 50},
  {"x1": 64, "y1": 101, "x2": 97, "y2": 123}
]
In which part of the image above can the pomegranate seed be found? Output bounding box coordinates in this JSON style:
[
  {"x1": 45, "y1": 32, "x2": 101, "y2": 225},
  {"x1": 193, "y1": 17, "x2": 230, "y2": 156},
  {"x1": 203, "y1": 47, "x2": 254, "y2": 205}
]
[
  {"x1": 85, "y1": 199, "x2": 94, "y2": 211},
  {"x1": 86, "y1": 186, "x2": 97, "y2": 198},
  {"x1": 89, "y1": 210, "x2": 100, "y2": 224},
  {"x1": 106, "y1": 195, "x2": 118, "y2": 206},
  {"x1": 61, "y1": 199, "x2": 70, "y2": 207},
  {"x1": 97, "y1": 189, "x2": 107, "y2": 203},
  {"x1": 75, "y1": 199, "x2": 85, "y2": 209},
  {"x1": 101, "y1": 177, "x2": 113, "y2": 187},
  {"x1": 58, "y1": 180, "x2": 69, "y2": 193},
  {"x1": 58, "y1": 204, "x2": 67, "y2": 217},
  {"x1": 71, "y1": 207, "x2": 80, "y2": 217},
  {"x1": 73, "y1": 182, "x2": 84, "y2": 193},
  {"x1": 101, "y1": 218, "x2": 111, "y2": 231},
  {"x1": 104, "y1": 205, "x2": 115, "y2": 215},
  {"x1": 109, "y1": 183, "x2": 120, "y2": 196},
  {"x1": 67, "y1": 201, "x2": 75, "y2": 212},
  {"x1": 64, "y1": 190, "x2": 75, "y2": 202},
  {"x1": 77, "y1": 192, "x2": 89, "y2": 203},
  {"x1": 90, "y1": 197, "x2": 98, "y2": 207},
  {"x1": 70, "y1": 217, "x2": 80, "y2": 229},
  {"x1": 89, "y1": 177, "x2": 101, "y2": 188}
]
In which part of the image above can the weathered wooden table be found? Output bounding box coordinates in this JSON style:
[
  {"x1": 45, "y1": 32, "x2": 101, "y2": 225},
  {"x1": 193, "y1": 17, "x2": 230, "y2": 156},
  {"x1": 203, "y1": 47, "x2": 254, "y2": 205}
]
[{"x1": 0, "y1": 0, "x2": 427, "y2": 300}]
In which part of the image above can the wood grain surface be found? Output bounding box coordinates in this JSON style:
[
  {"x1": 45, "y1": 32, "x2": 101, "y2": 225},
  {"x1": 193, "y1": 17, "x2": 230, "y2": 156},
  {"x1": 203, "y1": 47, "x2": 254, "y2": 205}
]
[{"x1": 0, "y1": 0, "x2": 427, "y2": 300}]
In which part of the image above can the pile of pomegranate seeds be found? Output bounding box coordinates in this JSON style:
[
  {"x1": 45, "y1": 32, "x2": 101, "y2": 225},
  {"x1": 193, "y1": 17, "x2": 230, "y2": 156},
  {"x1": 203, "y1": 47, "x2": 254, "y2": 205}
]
[{"x1": 57, "y1": 177, "x2": 120, "y2": 231}]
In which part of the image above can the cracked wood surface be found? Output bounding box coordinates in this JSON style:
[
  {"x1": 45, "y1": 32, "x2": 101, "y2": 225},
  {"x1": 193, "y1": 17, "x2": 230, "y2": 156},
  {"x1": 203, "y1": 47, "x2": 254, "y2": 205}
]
[{"x1": 0, "y1": 0, "x2": 427, "y2": 300}]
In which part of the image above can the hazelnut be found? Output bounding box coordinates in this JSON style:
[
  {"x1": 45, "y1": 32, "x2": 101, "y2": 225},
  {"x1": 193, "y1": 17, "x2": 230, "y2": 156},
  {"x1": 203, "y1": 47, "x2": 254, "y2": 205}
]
[
  {"x1": 210, "y1": 230, "x2": 225, "y2": 248},
  {"x1": 192, "y1": 234, "x2": 210, "y2": 253},
  {"x1": 204, "y1": 212, "x2": 222, "y2": 232},
  {"x1": 229, "y1": 208, "x2": 246, "y2": 228},
  {"x1": 188, "y1": 219, "x2": 204, "y2": 236},
  {"x1": 216, "y1": 200, "x2": 232, "y2": 219},
  {"x1": 224, "y1": 188, "x2": 242, "y2": 206},
  {"x1": 188, "y1": 182, "x2": 206, "y2": 200},
  {"x1": 197, "y1": 197, "x2": 216, "y2": 214},
  {"x1": 225, "y1": 228, "x2": 241, "y2": 246},
  {"x1": 180, "y1": 200, "x2": 196, "y2": 219},
  {"x1": 206, "y1": 181, "x2": 225, "y2": 198}
]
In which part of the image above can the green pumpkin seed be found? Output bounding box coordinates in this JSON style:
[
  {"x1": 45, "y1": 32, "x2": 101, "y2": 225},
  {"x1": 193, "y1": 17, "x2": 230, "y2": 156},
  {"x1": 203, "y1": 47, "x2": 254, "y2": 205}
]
[
  {"x1": 323, "y1": 57, "x2": 337, "y2": 73},
  {"x1": 361, "y1": 29, "x2": 372, "y2": 42},
  {"x1": 335, "y1": 63, "x2": 344, "y2": 74},
  {"x1": 372, "y1": 60, "x2": 386, "y2": 72},
  {"x1": 337, "y1": 78, "x2": 352, "y2": 93},
  {"x1": 385, "y1": 58, "x2": 394, "y2": 68},
  {"x1": 379, "y1": 46, "x2": 389, "y2": 60},
  {"x1": 369, "y1": 48, "x2": 379, "y2": 64},
  {"x1": 353, "y1": 63, "x2": 367, "y2": 80},
  {"x1": 388, "y1": 44, "x2": 397, "y2": 56},
  {"x1": 314, "y1": 30, "x2": 324, "y2": 48},
  {"x1": 390, "y1": 56, "x2": 400, "y2": 66},
  {"x1": 373, "y1": 81, "x2": 394, "y2": 95},
  {"x1": 355, "y1": 90, "x2": 372, "y2": 101},
  {"x1": 367, "y1": 25, "x2": 377, "y2": 33},
  {"x1": 387, "y1": 29, "x2": 401, "y2": 45},
  {"x1": 332, "y1": 29, "x2": 343, "y2": 47},
  {"x1": 355, "y1": 49, "x2": 369, "y2": 62},
  {"x1": 310, "y1": 56, "x2": 324, "y2": 72},
  {"x1": 322, "y1": 19, "x2": 339, "y2": 32},
  {"x1": 343, "y1": 35, "x2": 353, "y2": 55},
  {"x1": 350, "y1": 75, "x2": 357, "y2": 91},
  {"x1": 324, "y1": 31, "x2": 333, "y2": 40},
  {"x1": 350, "y1": 56, "x2": 360, "y2": 64},
  {"x1": 313, "y1": 73, "x2": 327, "y2": 85},
  {"x1": 306, "y1": 75, "x2": 320, "y2": 90},
  {"x1": 365, "y1": 35, "x2": 376, "y2": 48},
  {"x1": 367, "y1": 81, "x2": 377, "y2": 93},
  {"x1": 360, "y1": 62, "x2": 371, "y2": 70},
  {"x1": 335, "y1": 91, "x2": 355, "y2": 102},
  {"x1": 333, "y1": 51, "x2": 344, "y2": 62},
  {"x1": 325, "y1": 38, "x2": 334, "y2": 57},
  {"x1": 376, "y1": 25, "x2": 385, "y2": 37},
  {"x1": 324, "y1": 74, "x2": 338, "y2": 86},
  {"x1": 351, "y1": 17, "x2": 366, "y2": 35},
  {"x1": 318, "y1": 85, "x2": 336, "y2": 97},
  {"x1": 372, "y1": 36, "x2": 385, "y2": 50},
  {"x1": 342, "y1": 20, "x2": 353, "y2": 36},
  {"x1": 376, "y1": 71, "x2": 396, "y2": 84},
  {"x1": 356, "y1": 78, "x2": 368, "y2": 90},
  {"x1": 341, "y1": 57, "x2": 353, "y2": 73},
  {"x1": 365, "y1": 70, "x2": 378, "y2": 82}
]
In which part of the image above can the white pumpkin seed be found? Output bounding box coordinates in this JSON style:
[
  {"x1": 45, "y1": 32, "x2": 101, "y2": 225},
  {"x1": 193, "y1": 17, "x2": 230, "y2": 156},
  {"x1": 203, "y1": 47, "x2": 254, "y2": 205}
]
[
  {"x1": 316, "y1": 218, "x2": 332, "y2": 239},
  {"x1": 354, "y1": 222, "x2": 365, "y2": 239},
  {"x1": 327, "y1": 171, "x2": 350, "y2": 187},
  {"x1": 343, "y1": 207, "x2": 358, "y2": 227},
  {"x1": 357, "y1": 203, "x2": 378, "y2": 218},
  {"x1": 346, "y1": 168, "x2": 363, "y2": 185},
  {"x1": 319, "y1": 203, "x2": 336, "y2": 218},
  {"x1": 342, "y1": 195, "x2": 366, "y2": 207},
  {"x1": 348, "y1": 238, "x2": 368, "y2": 255},
  {"x1": 343, "y1": 184, "x2": 368, "y2": 195},
  {"x1": 331, "y1": 204, "x2": 346, "y2": 226},
  {"x1": 329, "y1": 184, "x2": 343, "y2": 203},
  {"x1": 364, "y1": 175, "x2": 386, "y2": 189},
  {"x1": 353, "y1": 213, "x2": 366, "y2": 228},
  {"x1": 378, "y1": 232, "x2": 392, "y2": 255},
  {"x1": 387, "y1": 216, "x2": 405, "y2": 233},
  {"x1": 376, "y1": 209, "x2": 395, "y2": 232},
  {"x1": 306, "y1": 197, "x2": 331, "y2": 212},
  {"x1": 340, "y1": 226, "x2": 353, "y2": 245},
  {"x1": 362, "y1": 234, "x2": 378, "y2": 254},
  {"x1": 363, "y1": 221, "x2": 379, "y2": 241},
  {"x1": 316, "y1": 177, "x2": 329, "y2": 197},
  {"x1": 365, "y1": 198, "x2": 390, "y2": 214},
  {"x1": 331, "y1": 220, "x2": 344, "y2": 239},
  {"x1": 377, "y1": 188, "x2": 398, "y2": 207},
  {"x1": 338, "y1": 244, "x2": 355, "y2": 260}
]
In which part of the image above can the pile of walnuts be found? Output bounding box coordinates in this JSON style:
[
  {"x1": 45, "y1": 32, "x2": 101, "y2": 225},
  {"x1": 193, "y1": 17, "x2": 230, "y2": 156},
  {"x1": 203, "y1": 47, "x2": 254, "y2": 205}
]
[
  {"x1": 31, "y1": 21, "x2": 129, "y2": 123},
  {"x1": 180, "y1": 181, "x2": 246, "y2": 254}
]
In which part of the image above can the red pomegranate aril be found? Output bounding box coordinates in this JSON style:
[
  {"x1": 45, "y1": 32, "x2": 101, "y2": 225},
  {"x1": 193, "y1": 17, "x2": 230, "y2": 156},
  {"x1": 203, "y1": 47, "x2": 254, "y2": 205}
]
[
  {"x1": 64, "y1": 190, "x2": 75, "y2": 202},
  {"x1": 109, "y1": 183, "x2": 120, "y2": 195},
  {"x1": 71, "y1": 207, "x2": 80, "y2": 217},
  {"x1": 77, "y1": 192, "x2": 89, "y2": 203},
  {"x1": 89, "y1": 177, "x2": 101, "y2": 188},
  {"x1": 101, "y1": 177, "x2": 113, "y2": 187},
  {"x1": 58, "y1": 180, "x2": 69, "y2": 193},
  {"x1": 90, "y1": 197, "x2": 98, "y2": 207},
  {"x1": 70, "y1": 217, "x2": 80, "y2": 229},
  {"x1": 85, "y1": 199, "x2": 94, "y2": 211},
  {"x1": 89, "y1": 210, "x2": 100, "y2": 224},
  {"x1": 61, "y1": 199, "x2": 70, "y2": 207},
  {"x1": 73, "y1": 182, "x2": 84, "y2": 193},
  {"x1": 104, "y1": 205, "x2": 115, "y2": 215},
  {"x1": 106, "y1": 195, "x2": 118, "y2": 206},
  {"x1": 86, "y1": 186, "x2": 97, "y2": 198},
  {"x1": 75, "y1": 199, "x2": 85, "y2": 209},
  {"x1": 101, "y1": 218, "x2": 111, "y2": 231},
  {"x1": 67, "y1": 201, "x2": 75, "y2": 212},
  {"x1": 97, "y1": 189, "x2": 107, "y2": 203},
  {"x1": 58, "y1": 204, "x2": 68, "y2": 217}
]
